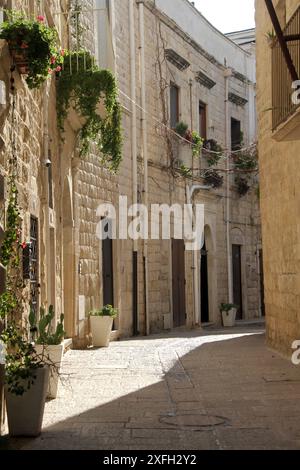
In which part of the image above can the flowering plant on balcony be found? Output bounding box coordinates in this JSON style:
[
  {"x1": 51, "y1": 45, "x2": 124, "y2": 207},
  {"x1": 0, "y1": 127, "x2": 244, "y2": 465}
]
[
  {"x1": 174, "y1": 122, "x2": 203, "y2": 157},
  {"x1": 0, "y1": 12, "x2": 64, "y2": 88}
]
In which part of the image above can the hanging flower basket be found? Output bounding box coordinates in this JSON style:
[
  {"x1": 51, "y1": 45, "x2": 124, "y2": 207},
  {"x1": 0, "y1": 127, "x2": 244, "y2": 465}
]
[{"x1": 0, "y1": 13, "x2": 64, "y2": 89}]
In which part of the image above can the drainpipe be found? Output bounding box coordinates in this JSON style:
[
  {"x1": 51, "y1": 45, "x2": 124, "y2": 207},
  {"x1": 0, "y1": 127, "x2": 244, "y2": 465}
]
[
  {"x1": 224, "y1": 67, "x2": 233, "y2": 304},
  {"x1": 129, "y1": 0, "x2": 139, "y2": 335},
  {"x1": 138, "y1": 1, "x2": 149, "y2": 336},
  {"x1": 186, "y1": 184, "x2": 211, "y2": 326}
]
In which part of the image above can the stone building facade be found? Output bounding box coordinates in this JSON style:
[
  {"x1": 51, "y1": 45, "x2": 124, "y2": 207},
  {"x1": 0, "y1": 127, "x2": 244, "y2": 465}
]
[
  {"x1": 0, "y1": 0, "x2": 262, "y2": 356},
  {"x1": 256, "y1": 0, "x2": 300, "y2": 356},
  {"x1": 71, "y1": 0, "x2": 262, "y2": 342}
]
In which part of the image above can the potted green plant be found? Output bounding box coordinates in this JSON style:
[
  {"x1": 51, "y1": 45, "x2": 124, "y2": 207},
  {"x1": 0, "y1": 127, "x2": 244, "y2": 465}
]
[
  {"x1": 0, "y1": 12, "x2": 64, "y2": 88},
  {"x1": 1, "y1": 325, "x2": 49, "y2": 437},
  {"x1": 89, "y1": 305, "x2": 118, "y2": 348},
  {"x1": 220, "y1": 303, "x2": 239, "y2": 328},
  {"x1": 29, "y1": 305, "x2": 65, "y2": 399},
  {"x1": 174, "y1": 121, "x2": 203, "y2": 157}
]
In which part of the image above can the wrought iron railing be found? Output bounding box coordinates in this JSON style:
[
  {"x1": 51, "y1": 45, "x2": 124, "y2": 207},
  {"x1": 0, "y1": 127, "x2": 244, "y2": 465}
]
[{"x1": 272, "y1": 7, "x2": 300, "y2": 129}]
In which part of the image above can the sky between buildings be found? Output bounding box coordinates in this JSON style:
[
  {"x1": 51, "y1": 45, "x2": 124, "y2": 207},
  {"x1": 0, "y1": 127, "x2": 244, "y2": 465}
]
[{"x1": 193, "y1": 0, "x2": 255, "y2": 34}]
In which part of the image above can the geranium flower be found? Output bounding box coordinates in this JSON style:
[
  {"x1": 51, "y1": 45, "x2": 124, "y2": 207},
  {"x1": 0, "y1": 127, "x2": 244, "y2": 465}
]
[
  {"x1": 55, "y1": 66, "x2": 62, "y2": 72},
  {"x1": 50, "y1": 56, "x2": 56, "y2": 64},
  {"x1": 60, "y1": 49, "x2": 65, "y2": 56},
  {"x1": 21, "y1": 242, "x2": 27, "y2": 250},
  {"x1": 37, "y1": 15, "x2": 45, "y2": 23}
]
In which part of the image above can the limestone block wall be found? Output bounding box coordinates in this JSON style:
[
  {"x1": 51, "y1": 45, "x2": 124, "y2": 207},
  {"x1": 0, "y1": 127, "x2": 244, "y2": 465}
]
[
  {"x1": 256, "y1": 0, "x2": 300, "y2": 356},
  {"x1": 68, "y1": 0, "x2": 261, "y2": 337}
]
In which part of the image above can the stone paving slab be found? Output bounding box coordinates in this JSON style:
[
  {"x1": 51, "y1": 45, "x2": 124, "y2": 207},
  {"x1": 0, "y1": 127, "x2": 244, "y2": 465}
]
[{"x1": 2, "y1": 327, "x2": 300, "y2": 450}]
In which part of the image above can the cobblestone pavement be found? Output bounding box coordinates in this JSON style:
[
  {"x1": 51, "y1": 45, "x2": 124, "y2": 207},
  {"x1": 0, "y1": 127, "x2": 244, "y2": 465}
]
[{"x1": 5, "y1": 327, "x2": 300, "y2": 450}]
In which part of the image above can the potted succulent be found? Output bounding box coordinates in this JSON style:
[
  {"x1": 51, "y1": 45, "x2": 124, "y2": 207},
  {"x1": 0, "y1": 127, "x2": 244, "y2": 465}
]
[
  {"x1": 1, "y1": 325, "x2": 50, "y2": 437},
  {"x1": 220, "y1": 303, "x2": 239, "y2": 327},
  {"x1": 29, "y1": 306, "x2": 65, "y2": 399},
  {"x1": 0, "y1": 12, "x2": 64, "y2": 88},
  {"x1": 89, "y1": 305, "x2": 118, "y2": 348}
]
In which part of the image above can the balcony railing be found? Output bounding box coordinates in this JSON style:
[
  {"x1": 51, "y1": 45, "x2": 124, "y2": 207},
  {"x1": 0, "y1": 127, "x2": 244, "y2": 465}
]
[{"x1": 272, "y1": 7, "x2": 300, "y2": 129}]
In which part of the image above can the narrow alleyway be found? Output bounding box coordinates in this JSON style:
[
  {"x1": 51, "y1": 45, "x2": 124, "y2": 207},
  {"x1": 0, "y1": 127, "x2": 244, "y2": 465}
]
[{"x1": 5, "y1": 327, "x2": 300, "y2": 450}]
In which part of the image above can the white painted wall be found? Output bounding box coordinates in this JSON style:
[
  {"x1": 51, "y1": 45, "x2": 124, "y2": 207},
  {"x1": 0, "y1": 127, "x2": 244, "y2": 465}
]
[{"x1": 155, "y1": 0, "x2": 256, "y2": 83}]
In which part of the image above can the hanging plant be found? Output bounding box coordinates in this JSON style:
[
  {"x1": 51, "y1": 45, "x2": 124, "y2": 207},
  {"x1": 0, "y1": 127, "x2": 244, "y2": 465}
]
[
  {"x1": 232, "y1": 146, "x2": 258, "y2": 171},
  {"x1": 203, "y1": 169, "x2": 224, "y2": 188},
  {"x1": 56, "y1": 50, "x2": 123, "y2": 171},
  {"x1": 203, "y1": 139, "x2": 223, "y2": 167},
  {"x1": 0, "y1": 12, "x2": 64, "y2": 89},
  {"x1": 235, "y1": 176, "x2": 250, "y2": 197}
]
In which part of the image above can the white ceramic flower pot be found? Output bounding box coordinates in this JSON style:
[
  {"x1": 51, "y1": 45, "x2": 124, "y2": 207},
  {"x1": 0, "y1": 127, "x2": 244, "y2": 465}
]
[
  {"x1": 35, "y1": 344, "x2": 64, "y2": 399},
  {"x1": 222, "y1": 309, "x2": 237, "y2": 327},
  {"x1": 90, "y1": 316, "x2": 113, "y2": 347},
  {"x1": 5, "y1": 366, "x2": 49, "y2": 437}
]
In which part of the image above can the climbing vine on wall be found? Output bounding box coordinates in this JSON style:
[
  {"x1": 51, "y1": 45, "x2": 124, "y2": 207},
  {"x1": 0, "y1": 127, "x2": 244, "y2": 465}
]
[{"x1": 56, "y1": 51, "x2": 122, "y2": 171}]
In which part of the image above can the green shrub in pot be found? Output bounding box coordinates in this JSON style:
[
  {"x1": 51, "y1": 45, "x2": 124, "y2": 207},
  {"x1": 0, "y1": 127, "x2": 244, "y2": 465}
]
[{"x1": 89, "y1": 305, "x2": 118, "y2": 347}]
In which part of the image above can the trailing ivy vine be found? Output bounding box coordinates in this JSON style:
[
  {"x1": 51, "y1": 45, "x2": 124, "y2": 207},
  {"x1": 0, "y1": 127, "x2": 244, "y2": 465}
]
[{"x1": 56, "y1": 51, "x2": 123, "y2": 171}]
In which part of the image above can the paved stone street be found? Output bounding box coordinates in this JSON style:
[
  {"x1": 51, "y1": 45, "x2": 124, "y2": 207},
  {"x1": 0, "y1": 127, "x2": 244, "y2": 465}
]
[{"x1": 5, "y1": 327, "x2": 300, "y2": 450}]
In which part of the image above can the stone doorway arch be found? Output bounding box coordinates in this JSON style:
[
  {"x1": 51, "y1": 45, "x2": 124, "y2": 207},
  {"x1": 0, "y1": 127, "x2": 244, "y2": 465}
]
[{"x1": 62, "y1": 177, "x2": 75, "y2": 338}]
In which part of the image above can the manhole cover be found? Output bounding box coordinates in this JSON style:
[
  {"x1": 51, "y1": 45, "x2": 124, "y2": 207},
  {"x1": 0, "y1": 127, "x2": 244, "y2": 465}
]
[{"x1": 160, "y1": 413, "x2": 228, "y2": 429}]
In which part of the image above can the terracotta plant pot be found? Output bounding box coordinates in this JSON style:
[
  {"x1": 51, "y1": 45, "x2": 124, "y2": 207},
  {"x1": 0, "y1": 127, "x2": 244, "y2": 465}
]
[
  {"x1": 90, "y1": 316, "x2": 113, "y2": 347},
  {"x1": 5, "y1": 367, "x2": 49, "y2": 437},
  {"x1": 8, "y1": 42, "x2": 30, "y2": 74},
  {"x1": 35, "y1": 344, "x2": 64, "y2": 399}
]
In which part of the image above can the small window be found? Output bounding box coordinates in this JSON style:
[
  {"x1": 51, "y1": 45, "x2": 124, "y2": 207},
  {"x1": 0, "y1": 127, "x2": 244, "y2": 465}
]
[
  {"x1": 231, "y1": 118, "x2": 242, "y2": 151},
  {"x1": 199, "y1": 102, "x2": 207, "y2": 140},
  {"x1": 170, "y1": 83, "x2": 179, "y2": 128}
]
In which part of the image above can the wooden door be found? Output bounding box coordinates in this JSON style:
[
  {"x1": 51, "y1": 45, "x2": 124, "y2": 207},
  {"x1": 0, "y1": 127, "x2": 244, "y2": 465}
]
[
  {"x1": 172, "y1": 239, "x2": 186, "y2": 327},
  {"x1": 102, "y1": 238, "x2": 114, "y2": 307},
  {"x1": 232, "y1": 245, "x2": 243, "y2": 319}
]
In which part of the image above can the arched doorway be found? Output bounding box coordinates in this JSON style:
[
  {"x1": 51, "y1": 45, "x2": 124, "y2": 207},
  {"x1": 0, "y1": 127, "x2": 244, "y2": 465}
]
[
  {"x1": 201, "y1": 239, "x2": 209, "y2": 323},
  {"x1": 62, "y1": 178, "x2": 75, "y2": 338}
]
